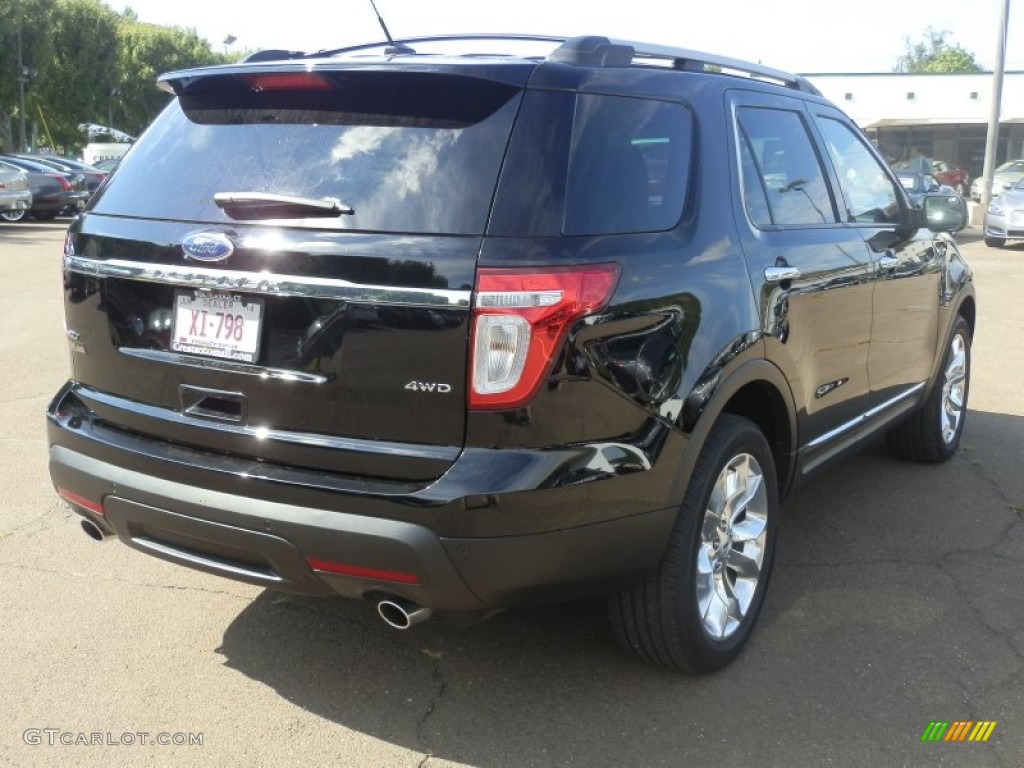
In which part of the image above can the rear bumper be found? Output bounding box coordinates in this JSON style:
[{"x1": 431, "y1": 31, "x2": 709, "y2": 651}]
[{"x1": 48, "y1": 386, "x2": 680, "y2": 612}]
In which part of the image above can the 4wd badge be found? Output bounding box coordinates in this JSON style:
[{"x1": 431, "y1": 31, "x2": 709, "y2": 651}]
[{"x1": 405, "y1": 381, "x2": 452, "y2": 394}]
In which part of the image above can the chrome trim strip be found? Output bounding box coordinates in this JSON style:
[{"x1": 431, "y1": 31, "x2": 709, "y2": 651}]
[
  {"x1": 132, "y1": 538, "x2": 283, "y2": 584},
  {"x1": 65, "y1": 256, "x2": 471, "y2": 308},
  {"x1": 119, "y1": 347, "x2": 331, "y2": 384},
  {"x1": 805, "y1": 383, "x2": 926, "y2": 450},
  {"x1": 75, "y1": 386, "x2": 461, "y2": 462}
]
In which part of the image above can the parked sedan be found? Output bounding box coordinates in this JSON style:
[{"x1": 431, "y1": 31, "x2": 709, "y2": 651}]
[
  {"x1": 0, "y1": 165, "x2": 32, "y2": 221},
  {"x1": 16, "y1": 155, "x2": 107, "y2": 198},
  {"x1": 971, "y1": 159, "x2": 1024, "y2": 201},
  {"x1": 983, "y1": 177, "x2": 1024, "y2": 247},
  {"x1": 0, "y1": 156, "x2": 88, "y2": 220}
]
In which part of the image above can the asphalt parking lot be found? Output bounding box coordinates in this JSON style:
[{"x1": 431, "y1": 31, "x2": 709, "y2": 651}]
[{"x1": 0, "y1": 219, "x2": 1021, "y2": 767}]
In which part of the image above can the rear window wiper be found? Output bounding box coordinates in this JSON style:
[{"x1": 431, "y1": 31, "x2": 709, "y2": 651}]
[{"x1": 213, "y1": 192, "x2": 354, "y2": 220}]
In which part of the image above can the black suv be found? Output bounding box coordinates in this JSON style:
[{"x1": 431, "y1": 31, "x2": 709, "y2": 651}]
[{"x1": 47, "y1": 36, "x2": 973, "y2": 672}]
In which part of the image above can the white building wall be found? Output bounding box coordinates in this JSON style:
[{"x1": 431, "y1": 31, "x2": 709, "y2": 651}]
[{"x1": 802, "y1": 72, "x2": 1024, "y2": 128}]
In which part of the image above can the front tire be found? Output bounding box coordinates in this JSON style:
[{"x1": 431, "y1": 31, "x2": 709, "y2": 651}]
[
  {"x1": 984, "y1": 236, "x2": 1005, "y2": 248},
  {"x1": 887, "y1": 316, "x2": 970, "y2": 463},
  {"x1": 0, "y1": 209, "x2": 27, "y2": 223},
  {"x1": 609, "y1": 414, "x2": 778, "y2": 673}
]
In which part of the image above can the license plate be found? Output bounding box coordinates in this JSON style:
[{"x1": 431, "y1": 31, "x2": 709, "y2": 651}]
[{"x1": 172, "y1": 291, "x2": 263, "y2": 363}]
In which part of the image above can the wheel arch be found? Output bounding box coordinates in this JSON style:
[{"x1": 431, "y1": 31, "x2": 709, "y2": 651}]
[
  {"x1": 957, "y1": 294, "x2": 976, "y2": 338},
  {"x1": 674, "y1": 359, "x2": 798, "y2": 502}
]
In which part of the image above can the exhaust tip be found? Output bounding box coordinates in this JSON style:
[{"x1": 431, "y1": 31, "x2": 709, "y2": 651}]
[
  {"x1": 377, "y1": 597, "x2": 432, "y2": 630},
  {"x1": 80, "y1": 518, "x2": 108, "y2": 542}
]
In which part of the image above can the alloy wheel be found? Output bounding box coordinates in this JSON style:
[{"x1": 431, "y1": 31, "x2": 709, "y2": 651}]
[
  {"x1": 696, "y1": 453, "x2": 769, "y2": 640},
  {"x1": 940, "y1": 333, "x2": 967, "y2": 445}
]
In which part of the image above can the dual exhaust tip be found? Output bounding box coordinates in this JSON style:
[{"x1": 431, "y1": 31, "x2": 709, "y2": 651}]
[
  {"x1": 376, "y1": 596, "x2": 432, "y2": 630},
  {"x1": 79, "y1": 515, "x2": 433, "y2": 630},
  {"x1": 80, "y1": 518, "x2": 112, "y2": 542}
]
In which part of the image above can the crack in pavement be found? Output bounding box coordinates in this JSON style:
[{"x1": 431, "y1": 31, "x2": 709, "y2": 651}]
[
  {"x1": 0, "y1": 561, "x2": 254, "y2": 600},
  {"x1": 937, "y1": 553, "x2": 1024, "y2": 669},
  {"x1": 416, "y1": 659, "x2": 448, "y2": 767},
  {"x1": 0, "y1": 502, "x2": 70, "y2": 541},
  {"x1": 965, "y1": 457, "x2": 1024, "y2": 515}
]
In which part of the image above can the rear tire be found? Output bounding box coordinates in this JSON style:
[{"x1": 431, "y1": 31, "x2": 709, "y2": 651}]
[
  {"x1": 887, "y1": 316, "x2": 970, "y2": 463},
  {"x1": 984, "y1": 236, "x2": 1004, "y2": 248},
  {"x1": 32, "y1": 210, "x2": 58, "y2": 221},
  {"x1": 609, "y1": 414, "x2": 778, "y2": 673},
  {"x1": 0, "y1": 209, "x2": 27, "y2": 223}
]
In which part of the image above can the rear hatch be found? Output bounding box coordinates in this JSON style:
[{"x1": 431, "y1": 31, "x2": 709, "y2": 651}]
[{"x1": 63, "y1": 61, "x2": 532, "y2": 482}]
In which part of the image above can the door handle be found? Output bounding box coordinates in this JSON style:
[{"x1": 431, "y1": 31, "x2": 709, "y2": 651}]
[
  {"x1": 878, "y1": 255, "x2": 900, "y2": 270},
  {"x1": 764, "y1": 266, "x2": 801, "y2": 283}
]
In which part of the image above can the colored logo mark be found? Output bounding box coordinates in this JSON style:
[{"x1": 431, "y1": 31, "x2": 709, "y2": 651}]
[
  {"x1": 921, "y1": 721, "x2": 997, "y2": 742},
  {"x1": 182, "y1": 231, "x2": 234, "y2": 263}
]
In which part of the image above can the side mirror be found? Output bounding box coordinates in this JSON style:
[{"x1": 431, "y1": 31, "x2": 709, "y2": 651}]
[{"x1": 922, "y1": 193, "x2": 967, "y2": 233}]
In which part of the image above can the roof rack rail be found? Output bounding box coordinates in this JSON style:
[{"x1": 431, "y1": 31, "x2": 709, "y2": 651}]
[
  {"x1": 308, "y1": 34, "x2": 569, "y2": 60},
  {"x1": 259, "y1": 34, "x2": 819, "y2": 96},
  {"x1": 551, "y1": 36, "x2": 821, "y2": 96}
]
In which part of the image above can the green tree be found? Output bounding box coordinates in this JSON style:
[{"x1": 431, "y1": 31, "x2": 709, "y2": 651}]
[
  {"x1": 114, "y1": 15, "x2": 229, "y2": 136},
  {"x1": 0, "y1": 0, "x2": 58, "y2": 152},
  {"x1": 29, "y1": 0, "x2": 120, "y2": 148},
  {"x1": 894, "y1": 28, "x2": 984, "y2": 74},
  {"x1": 0, "y1": 0, "x2": 230, "y2": 153}
]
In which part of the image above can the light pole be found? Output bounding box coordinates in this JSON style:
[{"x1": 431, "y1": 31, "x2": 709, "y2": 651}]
[
  {"x1": 17, "y1": 26, "x2": 27, "y2": 153},
  {"x1": 979, "y1": 0, "x2": 1011, "y2": 213}
]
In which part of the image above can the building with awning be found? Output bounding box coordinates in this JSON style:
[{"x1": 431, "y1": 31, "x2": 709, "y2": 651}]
[{"x1": 804, "y1": 71, "x2": 1024, "y2": 180}]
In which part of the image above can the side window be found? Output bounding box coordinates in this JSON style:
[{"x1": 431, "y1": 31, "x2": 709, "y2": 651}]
[
  {"x1": 738, "y1": 129, "x2": 772, "y2": 228},
  {"x1": 564, "y1": 95, "x2": 692, "y2": 236},
  {"x1": 815, "y1": 117, "x2": 901, "y2": 225},
  {"x1": 736, "y1": 107, "x2": 836, "y2": 227}
]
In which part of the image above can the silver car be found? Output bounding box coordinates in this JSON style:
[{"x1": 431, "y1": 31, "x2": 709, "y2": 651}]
[
  {"x1": 984, "y1": 176, "x2": 1024, "y2": 247},
  {"x1": 0, "y1": 166, "x2": 32, "y2": 222},
  {"x1": 971, "y1": 159, "x2": 1024, "y2": 202}
]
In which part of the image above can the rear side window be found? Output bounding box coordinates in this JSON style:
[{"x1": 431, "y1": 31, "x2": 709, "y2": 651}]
[
  {"x1": 736, "y1": 107, "x2": 837, "y2": 227},
  {"x1": 490, "y1": 92, "x2": 693, "y2": 237},
  {"x1": 564, "y1": 95, "x2": 692, "y2": 235},
  {"x1": 90, "y1": 71, "x2": 522, "y2": 235}
]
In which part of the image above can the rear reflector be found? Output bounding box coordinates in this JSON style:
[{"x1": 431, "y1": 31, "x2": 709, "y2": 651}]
[
  {"x1": 306, "y1": 558, "x2": 421, "y2": 585},
  {"x1": 57, "y1": 487, "x2": 105, "y2": 516},
  {"x1": 469, "y1": 264, "x2": 620, "y2": 410}
]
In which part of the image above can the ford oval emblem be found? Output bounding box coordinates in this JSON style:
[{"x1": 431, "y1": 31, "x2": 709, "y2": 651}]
[{"x1": 182, "y1": 231, "x2": 234, "y2": 262}]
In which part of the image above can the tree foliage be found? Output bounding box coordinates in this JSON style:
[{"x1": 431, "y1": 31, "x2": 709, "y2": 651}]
[
  {"x1": 0, "y1": 0, "x2": 228, "y2": 153},
  {"x1": 114, "y1": 18, "x2": 226, "y2": 135},
  {"x1": 894, "y1": 28, "x2": 984, "y2": 74}
]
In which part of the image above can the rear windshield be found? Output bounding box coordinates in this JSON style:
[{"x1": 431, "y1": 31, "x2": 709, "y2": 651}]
[{"x1": 90, "y1": 71, "x2": 522, "y2": 235}]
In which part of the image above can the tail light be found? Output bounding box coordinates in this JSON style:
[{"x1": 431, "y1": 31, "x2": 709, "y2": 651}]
[
  {"x1": 469, "y1": 263, "x2": 619, "y2": 410},
  {"x1": 46, "y1": 173, "x2": 72, "y2": 192}
]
